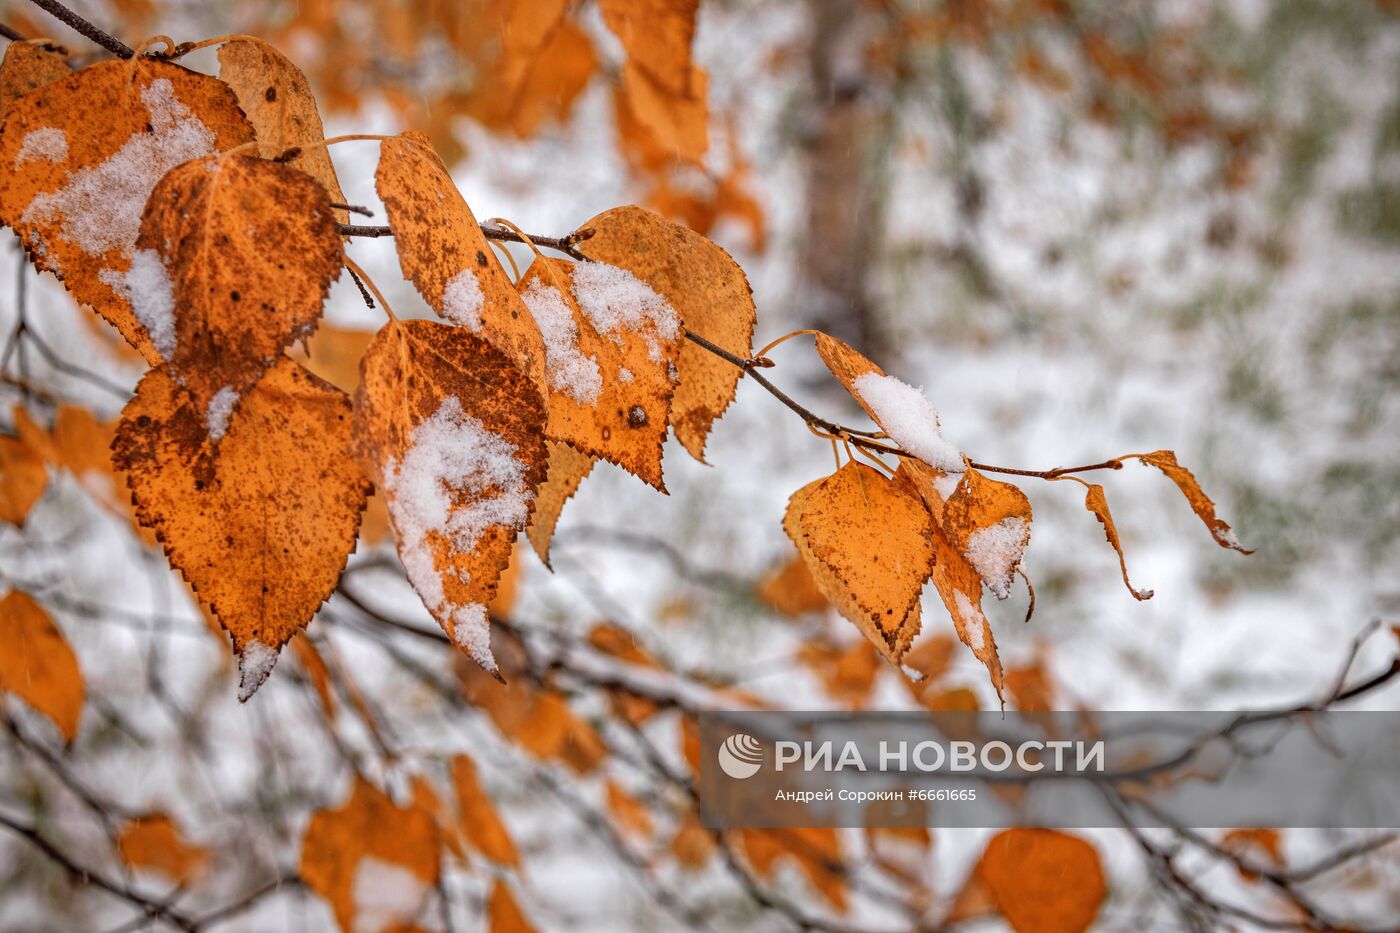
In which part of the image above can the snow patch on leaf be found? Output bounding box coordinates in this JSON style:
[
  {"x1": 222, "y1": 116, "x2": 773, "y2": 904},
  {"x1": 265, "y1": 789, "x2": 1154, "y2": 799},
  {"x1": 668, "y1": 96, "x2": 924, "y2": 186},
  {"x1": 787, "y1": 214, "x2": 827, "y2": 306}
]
[
  {"x1": 23, "y1": 78, "x2": 215, "y2": 260},
  {"x1": 441, "y1": 268, "x2": 484, "y2": 332},
  {"x1": 206, "y1": 386, "x2": 239, "y2": 442},
  {"x1": 953, "y1": 592, "x2": 986, "y2": 651},
  {"x1": 853, "y1": 372, "x2": 964, "y2": 473},
  {"x1": 237, "y1": 640, "x2": 278, "y2": 701},
  {"x1": 964, "y1": 516, "x2": 1029, "y2": 600},
  {"x1": 15, "y1": 127, "x2": 67, "y2": 166},
  {"x1": 384, "y1": 397, "x2": 533, "y2": 653},
  {"x1": 99, "y1": 248, "x2": 176, "y2": 359},
  {"x1": 570, "y1": 260, "x2": 680, "y2": 362},
  {"x1": 520, "y1": 278, "x2": 602, "y2": 404}
]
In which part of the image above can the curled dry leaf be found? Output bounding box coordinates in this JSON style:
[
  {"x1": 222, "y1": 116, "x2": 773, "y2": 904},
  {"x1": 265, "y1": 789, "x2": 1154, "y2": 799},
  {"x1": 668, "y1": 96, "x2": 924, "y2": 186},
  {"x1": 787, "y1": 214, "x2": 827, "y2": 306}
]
[
  {"x1": 116, "y1": 813, "x2": 209, "y2": 884},
  {"x1": 598, "y1": 0, "x2": 699, "y2": 98},
  {"x1": 113, "y1": 359, "x2": 370, "y2": 700},
  {"x1": 216, "y1": 37, "x2": 349, "y2": 222},
  {"x1": 452, "y1": 753, "x2": 520, "y2": 867},
  {"x1": 352, "y1": 319, "x2": 548, "y2": 675},
  {"x1": 897, "y1": 462, "x2": 1006, "y2": 704},
  {"x1": 0, "y1": 39, "x2": 69, "y2": 115},
  {"x1": 941, "y1": 467, "x2": 1033, "y2": 600},
  {"x1": 299, "y1": 778, "x2": 440, "y2": 933},
  {"x1": 1074, "y1": 481, "x2": 1153, "y2": 600},
  {"x1": 515, "y1": 258, "x2": 680, "y2": 490},
  {"x1": 375, "y1": 131, "x2": 547, "y2": 391},
  {"x1": 1134, "y1": 450, "x2": 1252, "y2": 553},
  {"x1": 525, "y1": 440, "x2": 595, "y2": 567},
  {"x1": 0, "y1": 59, "x2": 254, "y2": 363},
  {"x1": 489, "y1": 879, "x2": 539, "y2": 933},
  {"x1": 0, "y1": 591, "x2": 83, "y2": 741},
  {"x1": 579, "y1": 206, "x2": 756, "y2": 461},
  {"x1": 136, "y1": 155, "x2": 343, "y2": 429},
  {"x1": 957, "y1": 829, "x2": 1106, "y2": 933},
  {"x1": 784, "y1": 462, "x2": 933, "y2": 663},
  {"x1": 0, "y1": 433, "x2": 47, "y2": 525}
]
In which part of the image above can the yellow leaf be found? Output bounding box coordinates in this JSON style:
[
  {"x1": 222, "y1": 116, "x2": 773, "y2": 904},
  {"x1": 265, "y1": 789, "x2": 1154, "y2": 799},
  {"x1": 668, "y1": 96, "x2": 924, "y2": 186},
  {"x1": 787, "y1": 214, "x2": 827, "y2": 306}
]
[
  {"x1": 0, "y1": 39, "x2": 69, "y2": 115},
  {"x1": 515, "y1": 258, "x2": 680, "y2": 490},
  {"x1": 374, "y1": 132, "x2": 548, "y2": 393},
  {"x1": 216, "y1": 37, "x2": 350, "y2": 222},
  {"x1": 0, "y1": 433, "x2": 47, "y2": 526},
  {"x1": 617, "y1": 61, "x2": 709, "y2": 165},
  {"x1": 784, "y1": 462, "x2": 933, "y2": 662},
  {"x1": 756, "y1": 552, "x2": 829, "y2": 618},
  {"x1": 578, "y1": 206, "x2": 756, "y2": 461},
  {"x1": 0, "y1": 59, "x2": 254, "y2": 363},
  {"x1": 598, "y1": 0, "x2": 699, "y2": 98},
  {"x1": 112, "y1": 359, "x2": 370, "y2": 700},
  {"x1": 967, "y1": 829, "x2": 1106, "y2": 933},
  {"x1": 451, "y1": 753, "x2": 520, "y2": 867},
  {"x1": 117, "y1": 813, "x2": 209, "y2": 884},
  {"x1": 488, "y1": 879, "x2": 538, "y2": 933},
  {"x1": 136, "y1": 155, "x2": 343, "y2": 428},
  {"x1": 941, "y1": 467, "x2": 1033, "y2": 600},
  {"x1": 300, "y1": 778, "x2": 440, "y2": 933},
  {"x1": 352, "y1": 320, "x2": 548, "y2": 676},
  {"x1": 0, "y1": 591, "x2": 82, "y2": 741},
  {"x1": 525, "y1": 440, "x2": 595, "y2": 566},
  {"x1": 1135, "y1": 450, "x2": 1252, "y2": 553},
  {"x1": 897, "y1": 462, "x2": 1006, "y2": 703}
]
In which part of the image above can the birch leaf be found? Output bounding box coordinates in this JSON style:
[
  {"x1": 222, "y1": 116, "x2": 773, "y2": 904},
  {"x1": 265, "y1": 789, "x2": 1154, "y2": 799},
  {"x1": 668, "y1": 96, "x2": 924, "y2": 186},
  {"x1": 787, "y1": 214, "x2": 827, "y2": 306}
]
[
  {"x1": 0, "y1": 39, "x2": 69, "y2": 115},
  {"x1": 0, "y1": 591, "x2": 82, "y2": 741},
  {"x1": 525, "y1": 440, "x2": 595, "y2": 566}
]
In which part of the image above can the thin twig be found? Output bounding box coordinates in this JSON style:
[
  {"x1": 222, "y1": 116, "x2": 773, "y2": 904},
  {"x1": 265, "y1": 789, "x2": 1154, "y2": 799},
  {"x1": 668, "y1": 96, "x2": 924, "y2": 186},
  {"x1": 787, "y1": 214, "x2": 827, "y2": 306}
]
[{"x1": 23, "y1": 0, "x2": 134, "y2": 59}]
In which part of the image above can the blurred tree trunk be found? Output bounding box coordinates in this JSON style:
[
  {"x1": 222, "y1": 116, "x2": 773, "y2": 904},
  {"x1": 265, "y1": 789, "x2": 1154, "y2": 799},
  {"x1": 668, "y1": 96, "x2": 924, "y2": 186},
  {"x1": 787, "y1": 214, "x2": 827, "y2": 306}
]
[{"x1": 798, "y1": 0, "x2": 896, "y2": 357}]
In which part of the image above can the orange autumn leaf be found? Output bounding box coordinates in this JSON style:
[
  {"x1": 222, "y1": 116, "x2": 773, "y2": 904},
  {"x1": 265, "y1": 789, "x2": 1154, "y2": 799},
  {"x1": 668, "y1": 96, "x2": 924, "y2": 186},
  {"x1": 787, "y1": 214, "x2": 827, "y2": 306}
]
[
  {"x1": 0, "y1": 39, "x2": 69, "y2": 115},
  {"x1": 756, "y1": 552, "x2": 829, "y2": 618},
  {"x1": 1075, "y1": 481, "x2": 1154, "y2": 600},
  {"x1": 515, "y1": 257, "x2": 680, "y2": 490},
  {"x1": 0, "y1": 432, "x2": 47, "y2": 525},
  {"x1": 297, "y1": 321, "x2": 376, "y2": 395},
  {"x1": 474, "y1": 20, "x2": 598, "y2": 138},
  {"x1": 289, "y1": 634, "x2": 335, "y2": 718},
  {"x1": 941, "y1": 467, "x2": 1033, "y2": 600},
  {"x1": 216, "y1": 37, "x2": 349, "y2": 223},
  {"x1": 617, "y1": 61, "x2": 709, "y2": 166},
  {"x1": 488, "y1": 879, "x2": 539, "y2": 933},
  {"x1": 0, "y1": 59, "x2": 254, "y2": 364},
  {"x1": 968, "y1": 829, "x2": 1106, "y2": 933},
  {"x1": 738, "y1": 827, "x2": 848, "y2": 912},
  {"x1": 598, "y1": 0, "x2": 699, "y2": 98},
  {"x1": 525, "y1": 440, "x2": 595, "y2": 566},
  {"x1": 375, "y1": 132, "x2": 548, "y2": 392},
  {"x1": 1005, "y1": 657, "x2": 1058, "y2": 713},
  {"x1": 1221, "y1": 828, "x2": 1285, "y2": 881},
  {"x1": 1134, "y1": 450, "x2": 1252, "y2": 553},
  {"x1": 798, "y1": 638, "x2": 881, "y2": 708},
  {"x1": 451, "y1": 753, "x2": 520, "y2": 867},
  {"x1": 136, "y1": 155, "x2": 343, "y2": 427},
  {"x1": 605, "y1": 779, "x2": 654, "y2": 840},
  {"x1": 113, "y1": 359, "x2": 370, "y2": 700},
  {"x1": 784, "y1": 462, "x2": 933, "y2": 663},
  {"x1": 0, "y1": 591, "x2": 82, "y2": 741},
  {"x1": 300, "y1": 778, "x2": 440, "y2": 933},
  {"x1": 409, "y1": 775, "x2": 464, "y2": 860},
  {"x1": 352, "y1": 319, "x2": 548, "y2": 676},
  {"x1": 14, "y1": 404, "x2": 145, "y2": 537},
  {"x1": 897, "y1": 462, "x2": 1006, "y2": 703},
  {"x1": 578, "y1": 206, "x2": 756, "y2": 461},
  {"x1": 669, "y1": 811, "x2": 716, "y2": 868},
  {"x1": 116, "y1": 813, "x2": 209, "y2": 884}
]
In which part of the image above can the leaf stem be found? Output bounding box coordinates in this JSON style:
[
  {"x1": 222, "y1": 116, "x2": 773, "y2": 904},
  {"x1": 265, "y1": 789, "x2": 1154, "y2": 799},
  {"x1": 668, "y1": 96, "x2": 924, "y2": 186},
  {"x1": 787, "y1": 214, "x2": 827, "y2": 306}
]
[{"x1": 23, "y1": 0, "x2": 133, "y2": 58}]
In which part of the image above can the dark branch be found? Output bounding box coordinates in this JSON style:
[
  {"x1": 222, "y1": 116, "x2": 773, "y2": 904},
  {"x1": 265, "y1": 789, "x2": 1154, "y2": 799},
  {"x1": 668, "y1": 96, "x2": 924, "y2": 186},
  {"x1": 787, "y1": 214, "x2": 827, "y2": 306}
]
[{"x1": 23, "y1": 0, "x2": 134, "y2": 59}]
